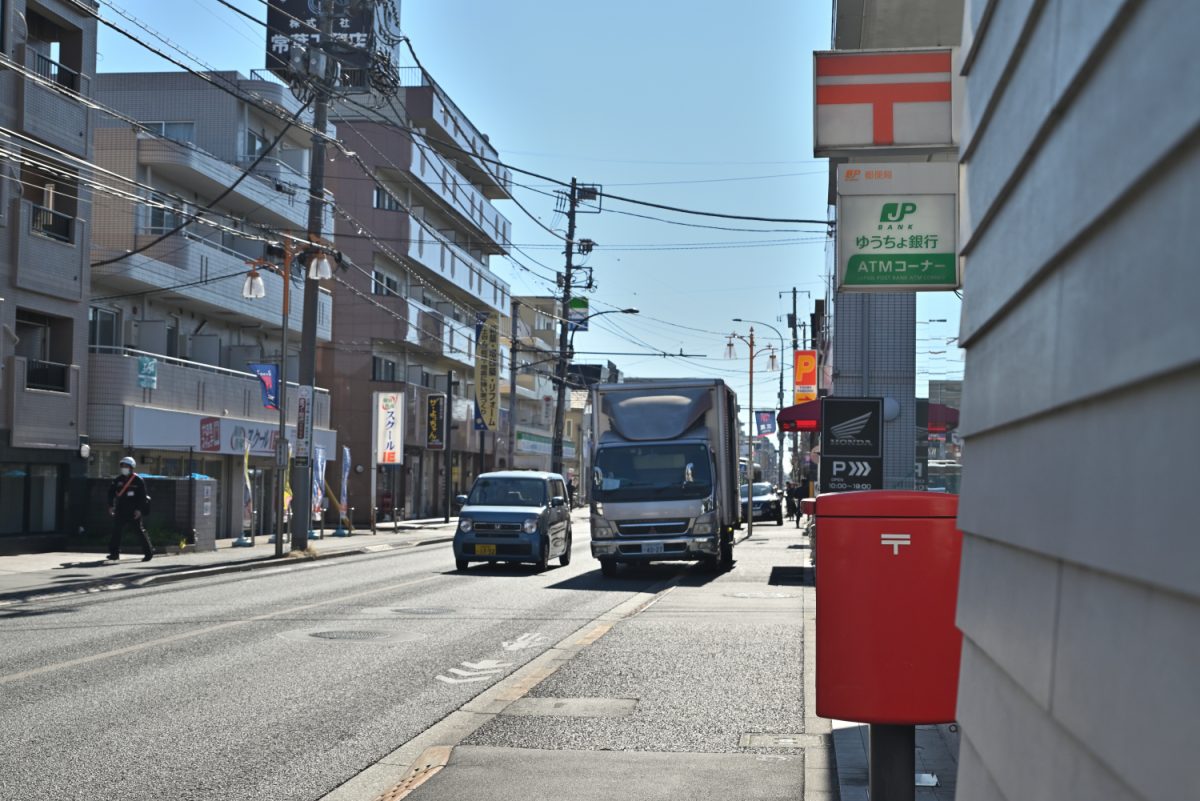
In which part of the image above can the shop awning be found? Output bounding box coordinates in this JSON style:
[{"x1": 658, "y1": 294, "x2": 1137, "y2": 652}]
[
  {"x1": 927, "y1": 403, "x2": 960, "y2": 432},
  {"x1": 777, "y1": 399, "x2": 821, "y2": 433}
]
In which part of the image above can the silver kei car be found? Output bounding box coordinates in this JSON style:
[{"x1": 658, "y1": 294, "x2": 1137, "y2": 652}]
[{"x1": 453, "y1": 471, "x2": 573, "y2": 572}]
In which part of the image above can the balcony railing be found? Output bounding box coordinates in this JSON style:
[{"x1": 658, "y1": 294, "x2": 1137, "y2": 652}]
[
  {"x1": 30, "y1": 204, "x2": 74, "y2": 243},
  {"x1": 25, "y1": 359, "x2": 70, "y2": 392},
  {"x1": 30, "y1": 51, "x2": 81, "y2": 92}
]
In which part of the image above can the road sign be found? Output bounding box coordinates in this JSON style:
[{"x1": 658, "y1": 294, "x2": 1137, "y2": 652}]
[{"x1": 820, "y1": 397, "x2": 884, "y2": 492}]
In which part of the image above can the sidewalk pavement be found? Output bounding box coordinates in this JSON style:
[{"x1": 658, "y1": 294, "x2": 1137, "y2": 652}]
[{"x1": 0, "y1": 517, "x2": 461, "y2": 605}]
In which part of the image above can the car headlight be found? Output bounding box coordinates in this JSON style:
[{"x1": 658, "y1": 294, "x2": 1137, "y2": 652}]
[
  {"x1": 458, "y1": 518, "x2": 473, "y2": 533},
  {"x1": 591, "y1": 517, "x2": 614, "y2": 539},
  {"x1": 522, "y1": 517, "x2": 539, "y2": 534}
]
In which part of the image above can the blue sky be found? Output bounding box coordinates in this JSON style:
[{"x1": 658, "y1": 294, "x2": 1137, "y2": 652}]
[{"x1": 95, "y1": 0, "x2": 963, "y2": 412}]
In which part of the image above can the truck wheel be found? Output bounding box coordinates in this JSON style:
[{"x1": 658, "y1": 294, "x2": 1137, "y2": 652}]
[
  {"x1": 600, "y1": 558, "x2": 618, "y2": 577},
  {"x1": 455, "y1": 558, "x2": 469, "y2": 572},
  {"x1": 718, "y1": 529, "x2": 734, "y2": 571},
  {"x1": 559, "y1": 531, "x2": 572, "y2": 566}
]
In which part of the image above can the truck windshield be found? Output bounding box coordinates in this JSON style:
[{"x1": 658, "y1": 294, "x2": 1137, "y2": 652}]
[{"x1": 593, "y1": 444, "x2": 713, "y2": 502}]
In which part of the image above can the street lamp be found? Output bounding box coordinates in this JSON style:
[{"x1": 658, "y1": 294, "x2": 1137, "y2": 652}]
[
  {"x1": 725, "y1": 326, "x2": 778, "y2": 541},
  {"x1": 550, "y1": 307, "x2": 638, "y2": 476},
  {"x1": 733, "y1": 318, "x2": 786, "y2": 489}
]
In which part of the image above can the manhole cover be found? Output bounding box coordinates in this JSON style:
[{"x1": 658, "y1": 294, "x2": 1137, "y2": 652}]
[
  {"x1": 726, "y1": 591, "x2": 799, "y2": 599},
  {"x1": 277, "y1": 628, "x2": 425, "y2": 645},
  {"x1": 310, "y1": 630, "x2": 391, "y2": 641}
]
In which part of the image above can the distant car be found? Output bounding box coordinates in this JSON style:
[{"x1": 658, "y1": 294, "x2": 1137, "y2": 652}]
[
  {"x1": 741, "y1": 482, "x2": 784, "y2": 525},
  {"x1": 453, "y1": 471, "x2": 572, "y2": 572}
]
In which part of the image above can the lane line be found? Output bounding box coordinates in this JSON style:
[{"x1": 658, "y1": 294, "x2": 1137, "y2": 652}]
[{"x1": 0, "y1": 575, "x2": 440, "y2": 686}]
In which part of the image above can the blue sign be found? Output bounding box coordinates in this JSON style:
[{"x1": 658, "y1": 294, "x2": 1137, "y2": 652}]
[{"x1": 248, "y1": 363, "x2": 279, "y2": 410}]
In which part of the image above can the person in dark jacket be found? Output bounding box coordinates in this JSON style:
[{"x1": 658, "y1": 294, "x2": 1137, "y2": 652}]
[{"x1": 107, "y1": 456, "x2": 153, "y2": 562}]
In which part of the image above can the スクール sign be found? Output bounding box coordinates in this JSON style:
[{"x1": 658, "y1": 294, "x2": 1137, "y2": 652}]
[
  {"x1": 373, "y1": 392, "x2": 404, "y2": 465},
  {"x1": 820, "y1": 397, "x2": 884, "y2": 492},
  {"x1": 836, "y1": 162, "x2": 959, "y2": 291}
]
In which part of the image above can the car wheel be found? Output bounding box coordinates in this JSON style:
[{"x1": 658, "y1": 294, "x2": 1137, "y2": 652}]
[
  {"x1": 600, "y1": 558, "x2": 618, "y2": 577},
  {"x1": 455, "y1": 558, "x2": 469, "y2": 572},
  {"x1": 535, "y1": 537, "x2": 550, "y2": 572},
  {"x1": 559, "y1": 530, "x2": 572, "y2": 567}
]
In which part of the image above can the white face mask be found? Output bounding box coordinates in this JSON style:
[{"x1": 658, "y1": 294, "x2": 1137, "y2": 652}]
[{"x1": 120, "y1": 467, "x2": 132, "y2": 476}]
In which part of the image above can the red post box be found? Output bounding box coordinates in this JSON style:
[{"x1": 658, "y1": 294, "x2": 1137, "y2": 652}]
[{"x1": 814, "y1": 490, "x2": 962, "y2": 724}]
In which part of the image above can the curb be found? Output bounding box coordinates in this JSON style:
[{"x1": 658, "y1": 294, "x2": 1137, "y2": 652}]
[{"x1": 0, "y1": 534, "x2": 456, "y2": 607}]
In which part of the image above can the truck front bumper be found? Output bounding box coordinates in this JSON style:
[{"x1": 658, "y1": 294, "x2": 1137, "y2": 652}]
[{"x1": 592, "y1": 536, "x2": 718, "y2": 561}]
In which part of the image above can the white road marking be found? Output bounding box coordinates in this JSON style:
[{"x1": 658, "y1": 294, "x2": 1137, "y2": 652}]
[
  {"x1": 502, "y1": 632, "x2": 547, "y2": 651},
  {"x1": 462, "y1": 659, "x2": 510, "y2": 671},
  {"x1": 435, "y1": 674, "x2": 492, "y2": 685}
]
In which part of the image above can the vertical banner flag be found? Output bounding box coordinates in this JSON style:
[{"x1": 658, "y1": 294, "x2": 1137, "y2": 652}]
[
  {"x1": 242, "y1": 439, "x2": 253, "y2": 531},
  {"x1": 426, "y1": 394, "x2": 447, "y2": 450},
  {"x1": 814, "y1": 49, "x2": 954, "y2": 153},
  {"x1": 282, "y1": 441, "x2": 293, "y2": 518},
  {"x1": 794, "y1": 350, "x2": 818, "y2": 404},
  {"x1": 474, "y1": 311, "x2": 500, "y2": 431},
  {"x1": 755, "y1": 411, "x2": 777, "y2": 437},
  {"x1": 312, "y1": 445, "x2": 326, "y2": 521},
  {"x1": 340, "y1": 445, "x2": 350, "y2": 518},
  {"x1": 373, "y1": 392, "x2": 404, "y2": 464},
  {"x1": 248, "y1": 363, "x2": 279, "y2": 409}
]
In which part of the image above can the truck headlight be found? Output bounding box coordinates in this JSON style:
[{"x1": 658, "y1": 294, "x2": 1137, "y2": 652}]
[
  {"x1": 522, "y1": 517, "x2": 539, "y2": 534},
  {"x1": 458, "y1": 518, "x2": 473, "y2": 533},
  {"x1": 591, "y1": 517, "x2": 614, "y2": 539},
  {"x1": 692, "y1": 512, "x2": 717, "y2": 535}
]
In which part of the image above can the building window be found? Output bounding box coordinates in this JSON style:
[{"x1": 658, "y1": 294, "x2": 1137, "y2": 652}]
[
  {"x1": 372, "y1": 270, "x2": 399, "y2": 297},
  {"x1": 147, "y1": 203, "x2": 183, "y2": 234},
  {"x1": 372, "y1": 356, "x2": 398, "y2": 382},
  {"x1": 247, "y1": 130, "x2": 270, "y2": 159},
  {"x1": 144, "y1": 121, "x2": 195, "y2": 144},
  {"x1": 88, "y1": 307, "x2": 119, "y2": 350},
  {"x1": 373, "y1": 186, "x2": 404, "y2": 212}
]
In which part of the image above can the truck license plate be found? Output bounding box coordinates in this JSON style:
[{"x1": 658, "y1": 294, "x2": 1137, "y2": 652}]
[
  {"x1": 643, "y1": 543, "x2": 664, "y2": 554},
  {"x1": 475, "y1": 544, "x2": 496, "y2": 556}
]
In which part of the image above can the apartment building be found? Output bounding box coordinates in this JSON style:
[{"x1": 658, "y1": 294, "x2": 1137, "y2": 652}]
[
  {"x1": 320, "y1": 68, "x2": 513, "y2": 521},
  {"x1": 0, "y1": 0, "x2": 98, "y2": 551},
  {"x1": 88, "y1": 70, "x2": 337, "y2": 541}
]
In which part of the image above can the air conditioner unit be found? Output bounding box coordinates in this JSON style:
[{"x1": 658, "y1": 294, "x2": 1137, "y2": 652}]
[{"x1": 122, "y1": 320, "x2": 139, "y2": 349}]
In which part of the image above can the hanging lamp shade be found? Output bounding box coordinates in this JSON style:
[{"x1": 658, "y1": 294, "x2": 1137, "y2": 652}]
[
  {"x1": 242, "y1": 269, "x2": 266, "y2": 299},
  {"x1": 308, "y1": 253, "x2": 333, "y2": 280}
]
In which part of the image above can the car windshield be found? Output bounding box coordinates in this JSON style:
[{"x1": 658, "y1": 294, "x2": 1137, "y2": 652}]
[
  {"x1": 593, "y1": 444, "x2": 713, "y2": 502},
  {"x1": 740, "y1": 483, "x2": 774, "y2": 499},
  {"x1": 466, "y1": 477, "x2": 547, "y2": 507}
]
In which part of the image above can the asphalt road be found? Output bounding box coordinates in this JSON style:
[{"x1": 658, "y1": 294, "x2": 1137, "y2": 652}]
[{"x1": 0, "y1": 515, "x2": 691, "y2": 801}]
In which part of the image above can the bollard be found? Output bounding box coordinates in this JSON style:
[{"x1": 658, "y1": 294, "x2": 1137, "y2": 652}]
[{"x1": 371, "y1": 506, "x2": 378, "y2": 535}]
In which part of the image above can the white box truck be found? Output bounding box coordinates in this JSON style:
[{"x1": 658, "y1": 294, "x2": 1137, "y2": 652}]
[{"x1": 589, "y1": 380, "x2": 742, "y2": 576}]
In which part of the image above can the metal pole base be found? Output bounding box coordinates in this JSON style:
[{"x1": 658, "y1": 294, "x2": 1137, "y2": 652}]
[{"x1": 869, "y1": 724, "x2": 915, "y2": 801}]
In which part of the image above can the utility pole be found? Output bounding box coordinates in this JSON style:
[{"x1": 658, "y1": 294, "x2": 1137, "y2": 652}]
[
  {"x1": 788, "y1": 287, "x2": 800, "y2": 482},
  {"x1": 507, "y1": 297, "x2": 519, "y2": 469},
  {"x1": 290, "y1": 0, "x2": 335, "y2": 552},
  {"x1": 550, "y1": 177, "x2": 578, "y2": 476},
  {"x1": 443, "y1": 370, "x2": 454, "y2": 523}
]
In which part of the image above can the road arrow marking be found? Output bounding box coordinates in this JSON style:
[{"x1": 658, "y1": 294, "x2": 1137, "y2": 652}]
[
  {"x1": 449, "y1": 667, "x2": 502, "y2": 677},
  {"x1": 462, "y1": 659, "x2": 510, "y2": 671},
  {"x1": 435, "y1": 674, "x2": 493, "y2": 684},
  {"x1": 502, "y1": 633, "x2": 547, "y2": 651}
]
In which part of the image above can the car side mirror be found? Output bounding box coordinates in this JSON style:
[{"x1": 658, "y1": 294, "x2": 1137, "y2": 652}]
[
  {"x1": 454, "y1": 494, "x2": 468, "y2": 507},
  {"x1": 550, "y1": 496, "x2": 565, "y2": 508}
]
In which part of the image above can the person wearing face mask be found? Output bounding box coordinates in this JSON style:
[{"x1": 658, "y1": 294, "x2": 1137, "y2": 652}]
[{"x1": 106, "y1": 456, "x2": 153, "y2": 562}]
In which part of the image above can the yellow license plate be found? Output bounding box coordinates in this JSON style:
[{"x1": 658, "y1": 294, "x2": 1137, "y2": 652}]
[{"x1": 475, "y1": 544, "x2": 497, "y2": 556}]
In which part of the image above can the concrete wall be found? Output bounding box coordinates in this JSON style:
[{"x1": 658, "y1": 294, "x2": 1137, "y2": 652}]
[{"x1": 954, "y1": 1, "x2": 1200, "y2": 799}]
